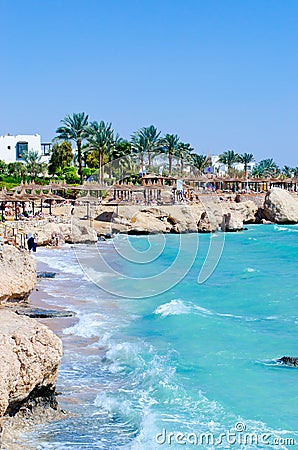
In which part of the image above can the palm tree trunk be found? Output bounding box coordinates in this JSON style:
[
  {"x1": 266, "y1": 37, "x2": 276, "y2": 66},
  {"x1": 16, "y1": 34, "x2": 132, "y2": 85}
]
[
  {"x1": 141, "y1": 153, "x2": 144, "y2": 175},
  {"x1": 181, "y1": 158, "x2": 184, "y2": 175},
  {"x1": 77, "y1": 139, "x2": 83, "y2": 184},
  {"x1": 99, "y1": 153, "x2": 104, "y2": 184},
  {"x1": 109, "y1": 159, "x2": 113, "y2": 179},
  {"x1": 148, "y1": 151, "x2": 151, "y2": 171},
  {"x1": 169, "y1": 153, "x2": 173, "y2": 176}
]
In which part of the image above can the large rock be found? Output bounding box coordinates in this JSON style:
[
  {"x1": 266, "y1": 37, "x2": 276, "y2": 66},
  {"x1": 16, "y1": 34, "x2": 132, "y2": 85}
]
[
  {"x1": 89, "y1": 201, "x2": 258, "y2": 236},
  {"x1": 64, "y1": 218, "x2": 98, "y2": 244},
  {"x1": 27, "y1": 219, "x2": 98, "y2": 246},
  {"x1": 263, "y1": 188, "x2": 298, "y2": 223},
  {"x1": 0, "y1": 246, "x2": 36, "y2": 303},
  {"x1": 221, "y1": 211, "x2": 243, "y2": 232},
  {"x1": 229, "y1": 200, "x2": 258, "y2": 223},
  {"x1": 0, "y1": 310, "x2": 62, "y2": 417},
  {"x1": 197, "y1": 210, "x2": 218, "y2": 233}
]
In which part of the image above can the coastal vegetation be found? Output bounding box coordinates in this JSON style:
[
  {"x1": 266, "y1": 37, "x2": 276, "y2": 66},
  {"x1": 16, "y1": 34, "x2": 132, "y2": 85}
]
[{"x1": 1, "y1": 112, "x2": 297, "y2": 189}]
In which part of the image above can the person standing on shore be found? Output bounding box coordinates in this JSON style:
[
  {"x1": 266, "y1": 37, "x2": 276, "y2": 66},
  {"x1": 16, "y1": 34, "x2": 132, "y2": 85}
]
[{"x1": 26, "y1": 232, "x2": 37, "y2": 253}]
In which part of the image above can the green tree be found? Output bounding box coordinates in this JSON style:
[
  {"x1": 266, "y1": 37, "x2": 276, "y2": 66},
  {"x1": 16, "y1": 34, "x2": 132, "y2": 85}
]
[
  {"x1": 191, "y1": 154, "x2": 211, "y2": 175},
  {"x1": 0, "y1": 160, "x2": 7, "y2": 175},
  {"x1": 138, "y1": 125, "x2": 163, "y2": 169},
  {"x1": 162, "y1": 134, "x2": 180, "y2": 176},
  {"x1": 7, "y1": 162, "x2": 26, "y2": 178},
  {"x1": 283, "y1": 165, "x2": 293, "y2": 177},
  {"x1": 237, "y1": 153, "x2": 254, "y2": 175},
  {"x1": 63, "y1": 166, "x2": 80, "y2": 184},
  {"x1": 218, "y1": 150, "x2": 239, "y2": 169},
  {"x1": 252, "y1": 159, "x2": 279, "y2": 177},
  {"x1": 23, "y1": 150, "x2": 42, "y2": 178},
  {"x1": 48, "y1": 141, "x2": 74, "y2": 175},
  {"x1": 85, "y1": 121, "x2": 114, "y2": 183},
  {"x1": 55, "y1": 112, "x2": 89, "y2": 184},
  {"x1": 176, "y1": 142, "x2": 193, "y2": 174},
  {"x1": 131, "y1": 131, "x2": 147, "y2": 172},
  {"x1": 108, "y1": 138, "x2": 132, "y2": 180}
]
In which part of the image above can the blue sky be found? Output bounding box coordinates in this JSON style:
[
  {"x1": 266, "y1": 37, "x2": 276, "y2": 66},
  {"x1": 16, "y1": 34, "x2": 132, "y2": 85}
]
[{"x1": 1, "y1": 0, "x2": 298, "y2": 166}]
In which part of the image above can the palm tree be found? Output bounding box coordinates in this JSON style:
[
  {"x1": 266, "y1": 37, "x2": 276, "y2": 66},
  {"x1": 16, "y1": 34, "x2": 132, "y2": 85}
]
[
  {"x1": 191, "y1": 154, "x2": 211, "y2": 175},
  {"x1": 7, "y1": 162, "x2": 26, "y2": 178},
  {"x1": 138, "y1": 125, "x2": 163, "y2": 169},
  {"x1": 85, "y1": 121, "x2": 114, "y2": 183},
  {"x1": 176, "y1": 142, "x2": 193, "y2": 175},
  {"x1": 162, "y1": 134, "x2": 180, "y2": 176},
  {"x1": 238, "y1": 153, "x2": 254, "y2": 176},
  {"x1": 283, "y1": 165, "x2": 293, "y2": 178},
  {"x1": 218, "y1": 150, "x2": 239, "y2": 169},
  {"x1": 55, "y1": 112, "x2": 89, "y2": 184},
  {"x1": 252, "y1": 159, "x2": 279, "y2": 178},
  {"x1": 108, "y1": 137, "x2": 132, "y2": 180},
  {"x1": 23, "y1": 150, "x2": 42, "y2": 179},
  {"x1": 131, "y1": 131, "x2": 147, "y2": 174},
  {"x1": 0, "y1": 160, "x2": 7, "y2": 175}
]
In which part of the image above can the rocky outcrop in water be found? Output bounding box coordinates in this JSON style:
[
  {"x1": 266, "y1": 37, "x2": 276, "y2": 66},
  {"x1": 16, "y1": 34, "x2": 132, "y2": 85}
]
[
  {"x1": 262, "y1": 188, "x2": 298, "y2": 223},
  {"x1": 22, "y1": 218, "x2": 98, "y2": 246},
  {"x1": 93, "y1": 201, "x2": 257, "y2": 235},
  {"x1": 0, "y1": 310, "x2": 63, "y2": 417},
  {"x1": 221, "y1": 211, "x2": 243, "y2": 232},
  {"x1": 0, "y1": 245, "x2": 36, "y2": 303},
  {"x1": 277, "y1": 356, "x2": 298, "y2": 367}
]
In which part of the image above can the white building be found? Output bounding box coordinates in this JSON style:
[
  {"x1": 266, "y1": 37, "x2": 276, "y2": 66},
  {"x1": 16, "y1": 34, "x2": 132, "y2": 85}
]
[
  {"x1": 0, "y1": 134, "x2": 51, "y2": 164},
  {"x1": 210, "y1": 155, "x2": 255, "y2": 176}
]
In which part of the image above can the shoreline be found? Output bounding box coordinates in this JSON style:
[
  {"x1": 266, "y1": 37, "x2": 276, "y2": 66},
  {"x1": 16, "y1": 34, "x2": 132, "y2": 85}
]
[
  {"x1": 1, "y1": 187, "x2": 298, "y2": 447},
  {"x1": 2, "y1": 224, "x2": 298, "y2": 447}
]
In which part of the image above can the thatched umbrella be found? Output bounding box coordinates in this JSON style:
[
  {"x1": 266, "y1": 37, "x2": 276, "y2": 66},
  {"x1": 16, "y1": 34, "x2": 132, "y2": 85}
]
[
  {"x1": 75, "y1": 192, "x2": 103, "y2": 217},
  {"x1": 0, "y1": 188, "x2": 23, "y2": 221},
  {"x1": 71, "y1": 183, "x2": 111, "y2": 204},
  {"x1": 41, "y1": 191, "x2": 65, "y2": 215},
  {"x1": 0, "y1": 189, "x2": 11, "y2": 222}
]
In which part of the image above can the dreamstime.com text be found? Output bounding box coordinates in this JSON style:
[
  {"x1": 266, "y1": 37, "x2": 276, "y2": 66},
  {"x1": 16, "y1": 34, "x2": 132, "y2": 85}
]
[{"x1": 155, "y1": 422, "x2": 295, "y2": 446}]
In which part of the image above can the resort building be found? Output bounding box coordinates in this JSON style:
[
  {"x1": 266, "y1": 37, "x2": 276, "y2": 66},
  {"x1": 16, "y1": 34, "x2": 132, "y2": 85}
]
[
  {"x1": 210, "y1": 155, "x2": 255, "y2": 175},
  {"x1": 0, "y1": 134, "x2": 51, "y2": 164}
]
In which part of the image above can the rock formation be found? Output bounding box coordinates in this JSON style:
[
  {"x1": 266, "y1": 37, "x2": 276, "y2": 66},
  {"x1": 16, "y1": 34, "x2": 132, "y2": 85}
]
[
  {"x1": 221, "y1": 211, "x2": 243, "y2": 232},
  {"x1": 0, "y1": 245, "x2": 36, "y2": 303},
  {"x1": 0, "y1": 310, "x2": 63, "y2": 417},
  {"x1": 92, "y1": 201, "x2": 256, "y2": 235},
  {"x1": 21, "y1": 218, "x2": 98, "y2": 246},
  {"x1": 263, "y1": 188, "x2": 298, "y2": 223},
  {"x1": 277, "y1": 356, "x2": 298, "y2": 367}
]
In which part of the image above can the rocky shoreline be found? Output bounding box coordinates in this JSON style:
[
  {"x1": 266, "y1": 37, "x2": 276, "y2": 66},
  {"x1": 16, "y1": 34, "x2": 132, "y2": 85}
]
[{"x1": 1, "y1": 187, "x2": 298, "y2": 446}]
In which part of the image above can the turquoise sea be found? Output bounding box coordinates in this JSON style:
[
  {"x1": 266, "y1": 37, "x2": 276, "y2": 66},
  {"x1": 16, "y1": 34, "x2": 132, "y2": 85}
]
[{"x1": 23, "y1": 225, "x2": 298, "y2": 449}]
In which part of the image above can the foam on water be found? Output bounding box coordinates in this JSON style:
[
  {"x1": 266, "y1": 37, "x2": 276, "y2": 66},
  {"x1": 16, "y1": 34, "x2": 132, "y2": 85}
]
[
  {"x1": 274, "y1": 224, "x2": 298, "y2": 232},
  {"x1": 154, "y1": 299, "x2": 283, "y2": 324},
  {"x1": 21, "y1": 228, "x2": 298, "y2": 449},
  {"x1": 154, "y1": 299, "x2": 192, "y2": 316}
]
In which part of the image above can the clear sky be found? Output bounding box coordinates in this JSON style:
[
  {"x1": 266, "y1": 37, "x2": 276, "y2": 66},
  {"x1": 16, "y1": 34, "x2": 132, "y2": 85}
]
[{"x1": 1, "y1": 0, "x2": 298, "y2": 166}]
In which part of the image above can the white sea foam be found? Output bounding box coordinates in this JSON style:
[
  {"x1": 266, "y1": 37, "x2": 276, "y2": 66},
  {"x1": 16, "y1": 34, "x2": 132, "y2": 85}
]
[
  {"x1": 274, "y1": 225, "x2": 288, "y2": 231},
  {"x1": 154, "y1": 299, "x2": 265, "y2": 323},
  {"x1": 154, "y1": 299, "x2": 192, "y2": 317},
  {"x1": 273, "y1": 225, "x2": 298, "y2": 232},
  {"x1": 63, "y1": 313, "x2": 106, "y2": 338},
  {"x1": 37, "y1": 253, "x2": 85, "y2": 277},
  {"x1": 94, "y1": 392, "x2": 134, "y2": 417}
]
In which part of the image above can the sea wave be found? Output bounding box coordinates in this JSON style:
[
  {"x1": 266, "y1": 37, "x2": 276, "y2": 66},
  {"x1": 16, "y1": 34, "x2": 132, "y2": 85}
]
[
  {"x1": 154, "y1": 299, "x2": 192, "y2": 316},
  {"x1": 94, "y1": 337, "x2": 297, "y2": 450},
  {"x1": 154, "y1": 299, "x2": 276, "y2": 323},
  {"x1": 274, "y1": 225, "x2": 298, "y2": 232}
]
